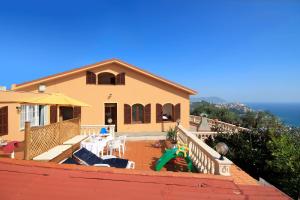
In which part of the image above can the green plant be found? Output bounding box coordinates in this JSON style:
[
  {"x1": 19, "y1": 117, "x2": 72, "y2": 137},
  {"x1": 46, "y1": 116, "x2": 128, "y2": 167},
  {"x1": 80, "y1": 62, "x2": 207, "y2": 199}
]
[
  {"x1": 206, "y1": 128, "x2": 300, "y2": 199},
  {"x1": 166, "y1": 127, "x2": 177, "y2": 143},
  {"x1": 192, "y1": 101, "x2": 300, "y2": 198}
]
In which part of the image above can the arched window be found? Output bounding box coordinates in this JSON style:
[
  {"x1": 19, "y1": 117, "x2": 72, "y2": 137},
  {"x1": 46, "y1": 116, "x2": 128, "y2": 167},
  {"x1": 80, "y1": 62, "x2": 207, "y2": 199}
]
[
  {"x1": 98, "y1": 72, "x2": 116, "y2": 85},
  {"x1": 162, "y1": 103, "x2": 174, "y2": 121},
  {"x1": 132, "y1": 104, "x2": 144, "y2": 123}
]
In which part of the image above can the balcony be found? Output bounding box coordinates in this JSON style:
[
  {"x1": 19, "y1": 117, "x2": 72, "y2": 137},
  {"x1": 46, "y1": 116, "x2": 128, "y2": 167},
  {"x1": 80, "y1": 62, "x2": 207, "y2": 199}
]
[{"x1": 0, "y1": 119, "x2": 258, "y2": 186}]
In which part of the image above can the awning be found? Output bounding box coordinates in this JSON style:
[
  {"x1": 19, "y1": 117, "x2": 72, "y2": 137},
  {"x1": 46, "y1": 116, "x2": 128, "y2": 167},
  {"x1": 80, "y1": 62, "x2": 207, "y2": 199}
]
[{"x1": 19, "y1": 93, "x2": 90, "y2": 107}]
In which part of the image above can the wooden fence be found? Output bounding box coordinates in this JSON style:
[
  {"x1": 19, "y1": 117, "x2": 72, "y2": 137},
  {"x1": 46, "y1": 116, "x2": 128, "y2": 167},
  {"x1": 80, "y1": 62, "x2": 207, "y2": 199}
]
[{"x1": 24, "y1": 118, "x2": 80, "y2": 160}]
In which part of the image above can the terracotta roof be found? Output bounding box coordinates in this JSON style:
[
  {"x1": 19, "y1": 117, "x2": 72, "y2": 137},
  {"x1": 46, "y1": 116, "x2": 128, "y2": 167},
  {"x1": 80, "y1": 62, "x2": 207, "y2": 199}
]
[
  {"x1": 12, "y1": 58, "x2": 197, "y2": 95},
  {"x1": 0, "y1": 158, "x2": 290, "y2": 200}
]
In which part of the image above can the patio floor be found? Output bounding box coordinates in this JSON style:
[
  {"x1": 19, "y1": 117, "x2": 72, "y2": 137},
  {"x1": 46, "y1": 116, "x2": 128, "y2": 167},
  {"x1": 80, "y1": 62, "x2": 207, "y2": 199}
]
[
  {"x1": 0, "y1": 140, "x2": 258, "y2": 186},
  {"x1": 122, "y1": 140, "x2": 191, "y2": 172}
]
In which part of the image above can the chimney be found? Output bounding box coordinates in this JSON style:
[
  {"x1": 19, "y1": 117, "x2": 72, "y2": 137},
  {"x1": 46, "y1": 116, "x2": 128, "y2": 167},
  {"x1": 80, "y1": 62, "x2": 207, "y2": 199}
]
[{"x1": 11, "y1": 84, "x2": 16, "y2": 90}]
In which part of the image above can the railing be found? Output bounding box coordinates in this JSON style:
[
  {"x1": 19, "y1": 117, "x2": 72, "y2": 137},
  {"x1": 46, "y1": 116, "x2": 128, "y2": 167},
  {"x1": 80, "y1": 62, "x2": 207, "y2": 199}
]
[
  {"x1": 190, "y1": 115, "x2": 250, "y2": 133},
  {"x1": 190, "y1": 131, "x2": 218, "y2": 140},
  {"x1": 24, "y1": 118, "x2": 80, "y2": 160},
  {"x1": 177, "y1": 124, "x2": 232, "y2": 176},
  {"x1": 81, "y1": 125, "x2": 115, "y2": 138}
]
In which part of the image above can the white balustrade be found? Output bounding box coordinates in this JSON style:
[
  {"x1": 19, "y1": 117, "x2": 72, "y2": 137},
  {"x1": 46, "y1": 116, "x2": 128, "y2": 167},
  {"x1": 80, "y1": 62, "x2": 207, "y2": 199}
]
[
  {"x1": 190, "y1": 115, "x2": 250, "y2": 133},
  {"x1": 177, "y1": 125, "x2": 232, "y2": 176},
  {"x1": 190, "y1": 131, "x2": 218, "y2": 140},
  {"x1": 81, "y1": 125, "x2": 115, "y2": 138}
]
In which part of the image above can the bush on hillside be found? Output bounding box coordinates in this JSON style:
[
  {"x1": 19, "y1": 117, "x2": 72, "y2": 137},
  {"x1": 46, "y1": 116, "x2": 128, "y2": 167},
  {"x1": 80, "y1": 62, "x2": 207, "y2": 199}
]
[
  {"x1": 194, "y1": 101, "x2": 300, "y2": 199},
  {"x1": 206, "y1": 128, "x2": 300, "y2": 199}
]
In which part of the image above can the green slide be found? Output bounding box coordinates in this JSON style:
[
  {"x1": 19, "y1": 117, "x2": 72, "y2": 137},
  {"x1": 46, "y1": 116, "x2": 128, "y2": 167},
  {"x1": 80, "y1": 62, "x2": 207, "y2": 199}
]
[
  {"x1": 184, "y1": 155, "x2": 196, "y2": 172},
  {"x1": 155, "y1": 148, "x2": 195, "y2": 172},
  {"x1": 155, "y1": 148, "x2": 177, "y2": 171}
]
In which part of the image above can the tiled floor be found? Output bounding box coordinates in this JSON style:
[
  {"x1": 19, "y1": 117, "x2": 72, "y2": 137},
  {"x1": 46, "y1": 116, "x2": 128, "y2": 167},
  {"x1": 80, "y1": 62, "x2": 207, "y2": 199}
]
[
  {"x1": 120, "y1": 140, "x2": 258, "y2": 185},
  {"x1": 122, "y1": 140, "x2": 163, "y2": 171},
  {"x1": 0, "y1": 140, "x2": 258, "y2": 185}
]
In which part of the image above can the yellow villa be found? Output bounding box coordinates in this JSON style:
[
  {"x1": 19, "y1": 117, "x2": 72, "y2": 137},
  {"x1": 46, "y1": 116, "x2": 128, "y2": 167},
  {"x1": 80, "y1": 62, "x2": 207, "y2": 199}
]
[
  {"x1": 0, "y1": 59, "x2": 291, "y2": 200},
  {"x1": 0, "y1": 59, "x2": 197, "y2": 141}
]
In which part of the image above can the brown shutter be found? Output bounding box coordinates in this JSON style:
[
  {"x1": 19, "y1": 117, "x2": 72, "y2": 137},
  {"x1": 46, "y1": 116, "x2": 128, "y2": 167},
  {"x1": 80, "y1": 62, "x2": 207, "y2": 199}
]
[
  {"x1": 86, "y1": 71, "x2": 96, "y2": 84},
  {"x1": 120, "y1": 73, "x2": 125, "y2": 84},
  {"x1": 116, "y1": 73, "x2": 120, "y2": 84},
  {"x1": 171, "y1": 104, "x2": 175, "y2": 122},
  {"x1": 116, "y1": 73, "x2": 125, "y2": 85},
  {"x1": 144, "y1": 104, "x2": 151, "y2": 123},
  {"x1": 0, "y1": 106, "x2": 8, "y2": 136},
  {"x1": 124, "y1": 104, "x2": 131, "y2": 124},
  {"x1": 50, "y1": 105, "x2": 57, "y2": 124},
  {"x1": 174, "y1": 103, "x2": 181, "y2": 122},
  {"x1": 73, "y1": 107, "x2": 81, "y2": 119},
  {"x1": 156, "y1": 103, "x2": 162, "y2": 123}
]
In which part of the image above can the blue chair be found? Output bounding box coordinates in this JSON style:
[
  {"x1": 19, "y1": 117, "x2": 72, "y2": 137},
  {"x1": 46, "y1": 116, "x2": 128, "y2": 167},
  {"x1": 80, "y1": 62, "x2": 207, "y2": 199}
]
[
  {"x1": 100, "y1": 128, "x2": 108, "y2": 134},
  {"x1": 60, "y1": 157, "x2": 79, "y2": 165},
  {"x1": 73, "y1": 148, "x2": 134, "y2": 169}
]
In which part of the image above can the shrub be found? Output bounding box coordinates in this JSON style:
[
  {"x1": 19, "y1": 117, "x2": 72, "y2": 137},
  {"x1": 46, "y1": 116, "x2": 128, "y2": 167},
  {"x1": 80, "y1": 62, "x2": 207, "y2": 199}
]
[{"x1": 166, "y1": 127, "x2": 177, "y2": 143}]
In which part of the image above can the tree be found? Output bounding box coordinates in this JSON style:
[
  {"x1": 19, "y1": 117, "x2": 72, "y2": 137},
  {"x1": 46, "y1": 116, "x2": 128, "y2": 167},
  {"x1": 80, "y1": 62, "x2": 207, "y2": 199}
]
[
  {"x1": 194, "y1": 101, "x2": 300, "y2": 199},
  {"x1": 266, "y1": 132, "x2": 300, "y2": 199}
]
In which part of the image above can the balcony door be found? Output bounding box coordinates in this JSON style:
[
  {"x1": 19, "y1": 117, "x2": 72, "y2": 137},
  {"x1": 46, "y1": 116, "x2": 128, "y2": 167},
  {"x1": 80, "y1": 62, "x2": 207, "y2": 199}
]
[{"x1": 104, "y1": 103, "x2": 117, "y2": 132}]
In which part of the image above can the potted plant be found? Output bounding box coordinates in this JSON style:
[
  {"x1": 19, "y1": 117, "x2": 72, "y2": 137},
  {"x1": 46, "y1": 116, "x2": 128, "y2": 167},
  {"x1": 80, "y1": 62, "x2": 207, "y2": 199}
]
[{"x1": 166, "y1": 127, "x2": 177, "y2": 145}]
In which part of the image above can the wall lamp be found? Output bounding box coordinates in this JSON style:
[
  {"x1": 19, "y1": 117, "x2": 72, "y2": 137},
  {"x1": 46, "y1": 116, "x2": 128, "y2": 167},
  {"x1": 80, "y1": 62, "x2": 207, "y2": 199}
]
[
  {"x1": 16, "y1": 106, "x2": 21, "y2": 113},
  {"x1": 216, "y1": 142, "x2": 229, "y2": 160},
  {"x1": 38, "y1": 84, "x2": 46, "y2": 93}
]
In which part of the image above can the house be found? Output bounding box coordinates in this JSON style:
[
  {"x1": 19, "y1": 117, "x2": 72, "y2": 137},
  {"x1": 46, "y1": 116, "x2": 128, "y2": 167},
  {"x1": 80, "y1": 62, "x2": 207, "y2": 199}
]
[{"x1": 0, "y1": 59, "x2": 196, "y2": 141}]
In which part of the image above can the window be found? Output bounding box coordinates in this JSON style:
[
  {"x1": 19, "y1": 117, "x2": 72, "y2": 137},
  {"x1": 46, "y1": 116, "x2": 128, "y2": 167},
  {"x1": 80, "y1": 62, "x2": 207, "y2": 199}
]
[
  {"x1": 98, "y1": 72, "x2": 116, "y2": 85},
  {"x1": 162, "y1": 103, "x2": 174, "y2": 121},
  {"x1": 59, "y1": 106, "x2": 81, "y2": 121},
  {"x1": 132, "y1": 104, "x2": 144, "y2": 123},
  {"x1": 20, "y1": 105, "x2": 48, "y2": 130},
  {"x1": 59, "y1": 106, "x2": 74, "y2": 121},
  {"x1": 156, "y1": 103, "x2": 181, "y2": 123},
  {"x1": 124, "y1": 104, "x2": 150, "y2": 124}
]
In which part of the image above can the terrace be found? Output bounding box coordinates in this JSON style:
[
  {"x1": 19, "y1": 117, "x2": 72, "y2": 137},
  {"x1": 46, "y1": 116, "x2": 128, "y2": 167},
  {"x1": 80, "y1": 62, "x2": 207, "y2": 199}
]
[{"x1": 0, "y1": 116, "x2": 258, "y2": 186}]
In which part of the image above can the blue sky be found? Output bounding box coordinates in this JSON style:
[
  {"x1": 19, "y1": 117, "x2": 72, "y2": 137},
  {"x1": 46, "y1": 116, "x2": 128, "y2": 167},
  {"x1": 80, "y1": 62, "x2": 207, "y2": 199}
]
[{"x1": 0, "y1": 0, "x2": 299, "y2": 102}]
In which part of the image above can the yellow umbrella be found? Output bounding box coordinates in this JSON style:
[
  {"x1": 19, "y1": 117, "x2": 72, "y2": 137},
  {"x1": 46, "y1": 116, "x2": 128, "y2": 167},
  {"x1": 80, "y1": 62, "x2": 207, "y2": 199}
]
[{"x1": 20, "y1": 93, "x2": 90, "y2": 107}]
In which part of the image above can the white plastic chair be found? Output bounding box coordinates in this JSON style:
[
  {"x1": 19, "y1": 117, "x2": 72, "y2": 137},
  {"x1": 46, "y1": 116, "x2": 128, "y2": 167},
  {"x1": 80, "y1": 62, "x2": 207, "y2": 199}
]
[
  {"x1": 107, "y1": 139, "x2": 122, "y2": 157},
  {"x1": 98, "y1": 142, "x2": 106, "y2": 157},
  {"x1": 117, "y1": 136, "x2": 127, "y2": 156}
]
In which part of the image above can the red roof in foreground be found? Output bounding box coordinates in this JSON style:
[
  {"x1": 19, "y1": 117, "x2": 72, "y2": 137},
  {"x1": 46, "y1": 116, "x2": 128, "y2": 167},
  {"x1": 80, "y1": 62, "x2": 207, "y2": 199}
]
[{"x1": 0, "y1": 158, "x2": 290, "y2": 200}]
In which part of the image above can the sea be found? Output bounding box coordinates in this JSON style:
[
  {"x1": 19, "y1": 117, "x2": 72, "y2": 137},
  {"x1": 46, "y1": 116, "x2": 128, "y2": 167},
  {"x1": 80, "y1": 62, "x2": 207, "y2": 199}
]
[{"x1": 245, "y1": 103, "x2": 300, "y2": 127}]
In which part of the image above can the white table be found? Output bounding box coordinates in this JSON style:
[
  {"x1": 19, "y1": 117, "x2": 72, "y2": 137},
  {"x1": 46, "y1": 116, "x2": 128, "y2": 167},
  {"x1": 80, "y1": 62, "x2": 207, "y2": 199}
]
[
  {"x1": 0, "y1": 140, "x2": 8, "y2": 147},
  {"x1": 80, "y1": 136, "x2": 112, "y2": 156},
  {"x1": 0, "y1": 142, "x2": 7, "y2": 147}
]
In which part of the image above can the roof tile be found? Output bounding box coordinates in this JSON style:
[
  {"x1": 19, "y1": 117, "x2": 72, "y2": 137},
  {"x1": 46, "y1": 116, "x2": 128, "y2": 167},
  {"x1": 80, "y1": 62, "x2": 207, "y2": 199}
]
[{"x1": 0, "y1": 158, "x2": 290, "y2": 200}]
